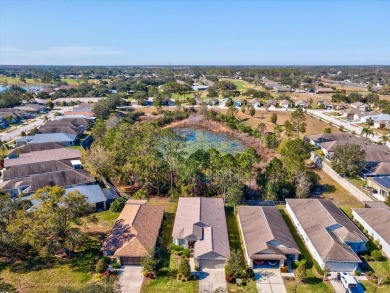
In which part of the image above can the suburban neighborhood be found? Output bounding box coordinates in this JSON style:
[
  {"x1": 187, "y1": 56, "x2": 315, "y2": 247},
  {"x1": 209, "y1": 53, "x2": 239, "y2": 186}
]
[{"x1": 1, "y1": 0, "x2": 390, "y2": 292}]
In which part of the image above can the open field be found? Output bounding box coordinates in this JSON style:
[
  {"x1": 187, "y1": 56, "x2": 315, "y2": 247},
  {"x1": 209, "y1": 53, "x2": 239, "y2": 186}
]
[{"x1": 0, "y1": 77, "x2": 46, "y2": 85}]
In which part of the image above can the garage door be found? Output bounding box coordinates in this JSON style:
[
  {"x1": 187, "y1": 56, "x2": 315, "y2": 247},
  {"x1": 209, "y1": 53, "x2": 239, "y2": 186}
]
[
  {"x1": 120, "y1": 257, "x2": 141, "y2": 265},
  {"x1": 199, "y1": 259, "x2": 226, "y2": 269},
  {"x1": 328, "y1": 262, "x2": 356, "y2": 272}
]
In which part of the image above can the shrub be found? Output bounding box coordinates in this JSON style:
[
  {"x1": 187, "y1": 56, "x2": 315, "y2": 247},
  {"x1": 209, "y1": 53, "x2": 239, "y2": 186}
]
[
  {"x1": 371, "y1": 250, "x2": 383, "y2": 261},
  {"x1": 96, "y1": 259, "x2": 108, "y2": 273},
  {"x1": 133, "y1": 188, "x2": 148, "y2": 199},
  {"x1": 182, "y1": 249, "x2": 191, "y2": 258},
  {"x1": 194, "y1": 266, "x2": 200, "y2": 271},
  {"x1": 355, "y1": 270, "x2": 361, "y2": 276},
  {"x1": 366, "y1": 271, "x2": 373, "y2": 276},
  {"x1": 246, "y1": 268, "x2": 255, "y2": 279},
  {"x1": 280, "y1": 266, "x2": 289, "y2": 273},
  {"x1": 295, "y1": 262, "x2": 307, "y2": 282},
  {"x1": 177, "y1": 257, "x2": 191, "y2": 281},
  {"x1": 111, "y1": 262, "x2": 121, "y2": 269},
  {"x1": 109, "y1": 197, "x2": 127, "y2": 212},
  {"x1": 101, "y1": 256, "x2": 111, "y2": 264}
]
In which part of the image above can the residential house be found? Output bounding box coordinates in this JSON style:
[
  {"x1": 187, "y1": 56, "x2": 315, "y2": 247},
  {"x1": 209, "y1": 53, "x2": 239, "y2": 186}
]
[
  {"x1": 0, "y1": 169, "x2": 96, "y2": 197},
  {"x1": 52, "y1": 97, "x2": 103, "y2": 106},
  {"x1": 295, "y1": 100, "x2": 310, "y2": 108},
  {"x1": 366, "y1": 177, "x2": 390, "y2": 200},
  {"x1": 15, "y1": 104, "x2": 47, "y2": 114},
  {"x1": 265, "y1": 99, "x2": 277, "y2": 108},
  {"x1": 350, "y1": 102, "x2": 370, "y2": 111},
  {"x1": 315, "y1": 87, "x2": 335, "y2": 94},
  {"x1": 130, "y1": 99, "x2": 139, "y2": 106},
  {"x1": 172, "y1": 197, "x2": 230, "y2": 269},
  {"x1": 102, "y1": 200, "x2": 164, "y2": 265},
  {"x1": 236, "y1": 206, "x2": 300, "y2": 268},
  {"x1": 363, "y1": 114, "x2": 390, "y2": 129},
  {"x1": 363, "y1": 162, "x2": 390, "y2": 178},
  {"x1": 273, "y1": 85, "x2": 291, "y2": 92},
  {"x1": 354, "y1": 111, "x2": 380, "y2": 123},
  {"x1": 279, "y1": 99, "x2": 290, "y2": 109},
  {"x1": 352, "y1": 206, "x2": 390, "y2": 257},
  {"x1": 63, "y1": 111, "x2": 95, "y2": 118},
  {"x1": 4, "y1": 148, "x2": 81, "y2": 168},
  {"x1": 343, "y1": 108, "x2": 362, "y2": 119},
  {"x1": 286, "y1": 199, "x2": 367, "y2": 272},
  {"x1": 16, "y1": 133, "x2": 77, "y2": 146},
  {"x1": 7, "y1": 142, "x2": 64, "y2": 159}
]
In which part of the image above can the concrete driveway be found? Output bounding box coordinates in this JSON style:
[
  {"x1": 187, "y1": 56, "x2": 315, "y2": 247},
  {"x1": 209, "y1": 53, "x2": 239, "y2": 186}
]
[
  {"x1": 198, "y1": 269, "x2": 227, "y2": 293},
  {"x1": 117, "y1": 266, "x2": 144, "y2": 293},
  {"x1": 254, "y1": 268, "x2": 286, "y2": 293}
]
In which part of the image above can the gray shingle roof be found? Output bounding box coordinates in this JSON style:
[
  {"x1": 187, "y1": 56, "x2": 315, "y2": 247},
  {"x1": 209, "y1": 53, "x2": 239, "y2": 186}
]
[
  {"x1": 353, "y1": 208, "x2": 390, "y2": 247},
  {"x1": 65, "y1": 185, "x2": 108, "y2": 204},
  {"x1": 3, "y1": 160, "x2": 73, "y2": 180},
  {"x1": 17, "y1": 133, "x2": 77, "y2": 145},
  {"x1": 4, "y1": 148, "x2": 81, "y2": 167},
  {"x1": 172, "y1": 197, "x2": 230, "y2": 259},
  {"x1": 237, "y1": 206, "x2": 300, "y2": 260},
  {"x1": 287, "y1": 199, "x2": 367, "y2": 262}
]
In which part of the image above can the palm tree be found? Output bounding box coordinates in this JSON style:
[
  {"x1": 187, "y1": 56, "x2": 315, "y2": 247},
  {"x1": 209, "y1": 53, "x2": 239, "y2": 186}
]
[
  {"x1": 361, "y1": 126, "x2": 374, "y2": 137},
  {"x1": 0, "y1": 140, "x2": 8, "y2": 159},
  {"x1": 380, "y1": 134, "x2": 389, "y2": 145}
]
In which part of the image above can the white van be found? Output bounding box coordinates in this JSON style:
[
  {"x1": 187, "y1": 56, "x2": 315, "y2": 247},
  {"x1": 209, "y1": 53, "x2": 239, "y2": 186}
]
[{"x1": 340, "y1": 272, "x2": 358, "y2": 289}]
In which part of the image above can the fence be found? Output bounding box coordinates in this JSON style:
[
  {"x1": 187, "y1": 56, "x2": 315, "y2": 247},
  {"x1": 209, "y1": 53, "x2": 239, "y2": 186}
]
[{"x1": 311, "y1": 153, "x2": 374, "y2": 202}]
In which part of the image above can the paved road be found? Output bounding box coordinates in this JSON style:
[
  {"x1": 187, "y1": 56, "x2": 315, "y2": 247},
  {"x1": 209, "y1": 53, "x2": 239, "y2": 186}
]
[
  {"x1": 307, "y1": 109, "x2": 383, "y2": 143},
  {"x1": 0, "y1": 117, "x2": 45, "y2": 142}
]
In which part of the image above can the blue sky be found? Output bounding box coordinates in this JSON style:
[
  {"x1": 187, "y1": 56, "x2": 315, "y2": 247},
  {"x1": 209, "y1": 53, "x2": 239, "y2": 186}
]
[{"x1": 0, "y1": 0, "x2": 389, "y2": 65}]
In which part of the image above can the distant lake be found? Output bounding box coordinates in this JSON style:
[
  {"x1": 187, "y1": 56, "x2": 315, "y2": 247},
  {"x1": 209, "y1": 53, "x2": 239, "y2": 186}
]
[
  {"x1": 0, "y1": 84, "x2": 44, "y2": 93},
  {"x1": 175, "y1": 127, "x2": 246, "y2": 155}
]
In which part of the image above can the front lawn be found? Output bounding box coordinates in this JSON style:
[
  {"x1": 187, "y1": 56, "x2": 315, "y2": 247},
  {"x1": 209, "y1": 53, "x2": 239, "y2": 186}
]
[
  {"x1": 279, "y1": 208, "x2": 333, "y2": 293},
  {"x1": 227, "y1": 279, "x2": 257, "y2": 292},
  {"x1": 141, "y1": 276, "x2": 198, "y2": 293}
]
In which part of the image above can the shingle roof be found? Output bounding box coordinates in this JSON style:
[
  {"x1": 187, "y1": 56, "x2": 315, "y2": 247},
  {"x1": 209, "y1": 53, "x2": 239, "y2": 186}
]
[
  {"x1": 38, "y1": 126, "x2": 81, "y2": 135},
  {"x1": 102, "y1": 200, "x2": 164, "y2": 258},
  {"x1": 363, "y1": 201, "x2": 390, "y2": 209},
  {"x1": 16, "y1": 133, "x2": 77, "y2": 145},
  {"x1": 0, "y1": 169, "x2": 95, "y2": 193},
  {"x1": 172, "y1": 197, "x2": 230, "y2": 259},
  {"x1": 65, "y1": 185, "x2": 108, "y2": 204},
  {"x1": 287, "y1": 199, "x2": 367, "y2": 262},
  {"x1": 3, "y1": 160, "x2": 73, "y2": 180},
  {"x1": 58, "y1": 117, "x2": 90, "y2": 126},
  {"x1": 4, "y1": 148, "x2": 81, "y2": 167},
  {"x1": 237, "y1": 206, "x2": 300, "y2": 260},
  {"x1": 7, "y1": 142, "x2": 64, "y2": 157},
  {"x1": 353, "y1": 208, "x2": 390, "y2": 247}
]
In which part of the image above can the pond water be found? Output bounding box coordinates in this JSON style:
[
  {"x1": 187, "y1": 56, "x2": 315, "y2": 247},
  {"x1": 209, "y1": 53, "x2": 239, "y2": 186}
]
[
  {"x1": 175, "y1": 127, "x2": 246, "y2": 155},
  {"x1": 0, "y1": 84, "x2": 44, "y2": 93}
]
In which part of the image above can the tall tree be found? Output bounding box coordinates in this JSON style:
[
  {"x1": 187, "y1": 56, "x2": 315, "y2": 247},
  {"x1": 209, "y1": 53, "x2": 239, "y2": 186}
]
[
  {"x1": 18, "y1": 186, "x2": 92, "y2": 257},
  {"x1": 332, "y1": 143, "x2": 366, "y2": 177},
  {"x1": 290, "y1": 108, "x2": 307, "y2": 137}
]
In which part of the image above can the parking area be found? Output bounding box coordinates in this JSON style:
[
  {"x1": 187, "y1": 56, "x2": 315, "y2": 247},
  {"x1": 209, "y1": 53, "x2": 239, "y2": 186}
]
[
  {"x1": 117, "y1": 266, "x2": 144, "y2": 293},
  {"x1": 197, "y1": 269, "x2": 227, "y2": 293},
  {"x1": 254, "y1": 268, "x2": 286, "y2": 293}
]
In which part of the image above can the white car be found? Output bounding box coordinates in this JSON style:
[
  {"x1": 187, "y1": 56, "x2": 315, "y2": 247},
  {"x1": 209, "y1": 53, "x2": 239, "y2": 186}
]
[{"x1": 340, "y1": 272, "x2": 358, "y2": 289}]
